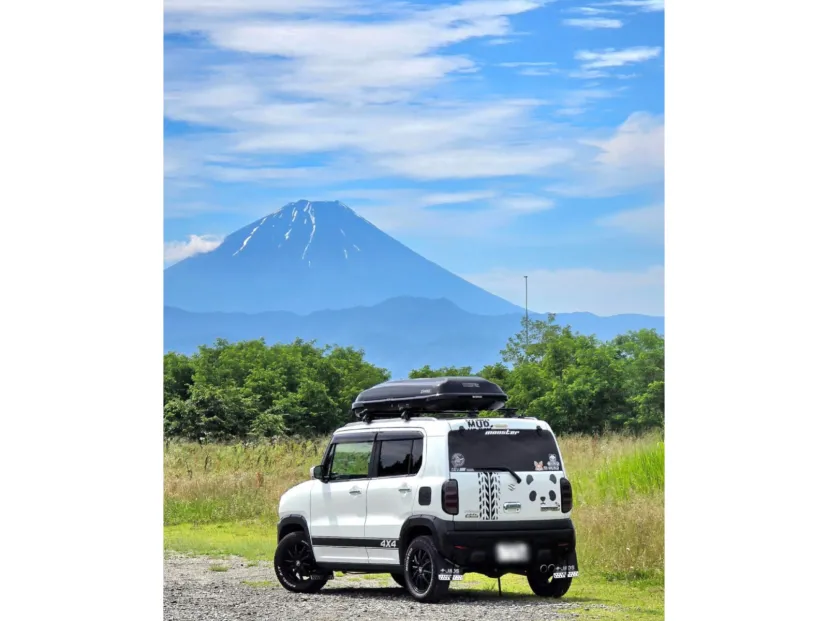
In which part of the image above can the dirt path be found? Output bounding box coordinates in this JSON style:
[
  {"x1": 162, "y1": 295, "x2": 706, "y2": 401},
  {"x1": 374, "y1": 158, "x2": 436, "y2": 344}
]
[{"x1": 164, "y1": 554, "x2": 595, "y2": 621}]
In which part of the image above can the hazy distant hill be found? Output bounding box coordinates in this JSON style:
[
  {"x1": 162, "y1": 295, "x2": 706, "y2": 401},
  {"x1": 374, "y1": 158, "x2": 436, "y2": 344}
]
[{"x1": 164, "y1": 298, "x2": 664, "y2": 378}]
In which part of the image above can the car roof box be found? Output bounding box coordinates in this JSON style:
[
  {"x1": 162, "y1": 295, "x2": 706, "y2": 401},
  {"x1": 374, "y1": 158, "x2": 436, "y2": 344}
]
[{"x1": 351, "y1": 376, "x2": 508, "y2": 418}]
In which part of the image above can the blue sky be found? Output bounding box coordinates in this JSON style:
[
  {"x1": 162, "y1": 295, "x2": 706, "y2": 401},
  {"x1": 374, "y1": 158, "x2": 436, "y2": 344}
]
[{"x1": 164, "y1": 0, "x2": 664, "y2": 316}]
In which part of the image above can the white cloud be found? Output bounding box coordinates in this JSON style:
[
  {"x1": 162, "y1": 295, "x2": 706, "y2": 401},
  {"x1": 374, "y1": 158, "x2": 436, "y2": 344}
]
[
  {"x1": 563, "y1": 18, "x2": 623, "y2": 29},
  {"x1": 568, "y1": 69, "x2": 611, "y2": 80},
  {"x1": 164, "y1": 0, "x2": 661, "y2": 209},
  {"x1": 498, "y1": 61, "x2": 558, "y2": 76},
  {"x1": 164, "y1": 234, "x2": 224, "y2": 264},
  {"x1": 519, "y1": 67, "x2": 558, "y2": 76},
  {"x1": 378, "y1": 145, "x2": 572, "y2": 179},
  {"x1": 575, "y1": 46, "x2": 661, "y2": 69},
  {"x1": 599, "y1": 0, "x2": 663, "y2": 12},
  {"x1": 164, "y1": 202, "x2": 233, "y2": 219},
  {"x1": 568, "y1": 6, "x2": 617, "y2": 15},
  {"x1": 330, "y1": 188, "x2": 554, "y2": 235},
  {"x1": 548, "y1": 112, "x2": 663, "y2": 197},
  {"x1": 562, "y1": 87, "x2": 617, "y2": 107},
  {"x1": 419, "y1": 190, "x2": 498, "y2": 206},
  {"x1": 167, "y1": 1, "x2": 546, "y2": 105},
  {"x1": 499, "y1": 195, "x2": 555, "y2": 212},
  {"x1": 460, "y1": 265, "x2": 664, "y2": 315},
  {"x1": 586, "y1": 111, "x2": 663, "y2": 169},
  {"x1": 597, "y1": 204, "x2": 663, "y2": 241},
  {"x1": 499, "y1": 61, "x2": 556, "y2": 67},
  {"x1": 164, "y1": 0, "x2": 361, "y2": 13}
]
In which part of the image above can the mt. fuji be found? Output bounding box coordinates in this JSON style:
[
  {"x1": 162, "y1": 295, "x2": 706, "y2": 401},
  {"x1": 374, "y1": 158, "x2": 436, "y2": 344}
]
[{"x1": 164, "y1": 200, "x2": 523, "y2": 315}]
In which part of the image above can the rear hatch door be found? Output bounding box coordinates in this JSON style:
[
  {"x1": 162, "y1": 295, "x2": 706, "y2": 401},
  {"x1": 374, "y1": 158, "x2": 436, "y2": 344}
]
[{"x1": 446, "y1": 418, "x2": 567, "y2": 522}]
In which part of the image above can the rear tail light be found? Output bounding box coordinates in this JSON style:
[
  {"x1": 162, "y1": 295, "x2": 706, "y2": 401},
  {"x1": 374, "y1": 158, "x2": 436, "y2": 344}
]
[
  {"x1": 560, "y1": 477, "x2": 573, "y2": 513},
  {"x1": 441, "y1": 479, "x2": 459, "y2": 515}
]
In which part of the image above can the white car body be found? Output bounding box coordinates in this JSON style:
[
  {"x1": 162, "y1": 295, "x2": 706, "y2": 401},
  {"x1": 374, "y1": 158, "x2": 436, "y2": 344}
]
[{"x1": 277, "y1": 414, "x2": 577, "y2": 578}]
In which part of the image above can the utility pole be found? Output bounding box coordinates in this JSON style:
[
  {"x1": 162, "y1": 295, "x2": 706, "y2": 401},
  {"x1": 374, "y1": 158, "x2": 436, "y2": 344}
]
[{"x1": 524, "y1": 275, "x2": 529, "y2": 353}]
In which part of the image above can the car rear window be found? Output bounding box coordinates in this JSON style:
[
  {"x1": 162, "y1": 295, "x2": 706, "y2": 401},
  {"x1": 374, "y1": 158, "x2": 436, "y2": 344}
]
[{"x1": 447, "y1": 428, "x2": 563, "y2": 473}]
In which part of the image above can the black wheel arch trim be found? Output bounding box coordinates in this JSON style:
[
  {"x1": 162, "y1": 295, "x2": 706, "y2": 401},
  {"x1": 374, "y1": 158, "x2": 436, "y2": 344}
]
[
  {"x1": 398, "y1": 515, "x2": 450, "y2": 564},
  {"x1": 277, "y1": 515, "x2": 311, "y2": 542}
]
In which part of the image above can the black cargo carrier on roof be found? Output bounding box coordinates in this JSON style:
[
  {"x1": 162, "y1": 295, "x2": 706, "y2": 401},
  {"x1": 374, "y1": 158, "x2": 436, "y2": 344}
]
[{"x1": 351, "y1": 377, "x2": 507, "y2": 420}]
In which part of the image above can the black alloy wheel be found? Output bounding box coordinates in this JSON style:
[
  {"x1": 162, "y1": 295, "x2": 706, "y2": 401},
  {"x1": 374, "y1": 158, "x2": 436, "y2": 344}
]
[
  {"x1": 273, "y1": 531, "x2": 328, "y2": 593},
  {"x1": 402, "y1": 536, "x2": 451, "y2": 603},
  {"x1": 407, "y1": 548, "x2": 433, "y2": 594}
]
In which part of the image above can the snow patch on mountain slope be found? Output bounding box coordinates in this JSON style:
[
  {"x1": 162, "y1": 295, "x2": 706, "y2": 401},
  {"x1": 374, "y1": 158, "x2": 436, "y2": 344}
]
[
  {"x1": 233, "y1": 217, "x2": 268, "y2": 256},
  {"x1": 302, "y1": 202, "x2": 317, "y2": 260}
]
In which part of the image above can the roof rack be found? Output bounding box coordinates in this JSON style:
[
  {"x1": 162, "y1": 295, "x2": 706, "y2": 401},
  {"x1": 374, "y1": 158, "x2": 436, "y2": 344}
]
[{"x1": 351, "y1": 407, "x2": 530, "y2": 424}]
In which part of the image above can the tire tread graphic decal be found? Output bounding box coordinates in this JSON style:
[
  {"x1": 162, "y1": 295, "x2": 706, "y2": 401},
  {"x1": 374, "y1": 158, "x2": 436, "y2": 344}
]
[{"x1": 477, "y1": 472, "x2": 501, "y2": 520}]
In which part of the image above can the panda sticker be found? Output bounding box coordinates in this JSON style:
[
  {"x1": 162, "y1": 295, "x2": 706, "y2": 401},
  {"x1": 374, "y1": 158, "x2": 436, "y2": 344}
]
[{"x1": 525, "y1": 473, "x2": 561, "y2": 512}]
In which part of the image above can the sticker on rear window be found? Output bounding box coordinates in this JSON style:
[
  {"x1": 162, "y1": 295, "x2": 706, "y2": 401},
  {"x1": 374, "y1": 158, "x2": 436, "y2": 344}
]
[
  {"x1": 465, "y1": 419, "x2": 490, "y2": 429},
  {"x1": 533, "y1": 454, "x2": 561, "y2": 471},
  {"x1": 451, "y1": 453, "x2": 465, "y2": 469}
]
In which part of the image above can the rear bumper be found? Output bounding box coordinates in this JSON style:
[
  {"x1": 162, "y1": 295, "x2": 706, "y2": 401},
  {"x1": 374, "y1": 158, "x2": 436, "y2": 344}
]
[{"x1": 434, "y1": 518, "x2": 577, "y2": 574}]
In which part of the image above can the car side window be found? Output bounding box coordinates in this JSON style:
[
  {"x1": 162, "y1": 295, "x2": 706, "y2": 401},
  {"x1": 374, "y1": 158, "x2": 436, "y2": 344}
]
[
  {"x1": 411, "y1": 438, "x2": 423, "y2": 473},
  {"x1": 328, "y1": 441, "x2": 373, "y2": 480},
  {"x1": 377, "y1": 438, "x2": 424, "y2": 478}
]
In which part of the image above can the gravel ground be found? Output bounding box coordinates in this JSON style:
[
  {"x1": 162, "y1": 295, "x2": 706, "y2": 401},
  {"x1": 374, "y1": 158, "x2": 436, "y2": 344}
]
[{"x1": 164, "y1": 555, "x2": 599, "y2": 621}]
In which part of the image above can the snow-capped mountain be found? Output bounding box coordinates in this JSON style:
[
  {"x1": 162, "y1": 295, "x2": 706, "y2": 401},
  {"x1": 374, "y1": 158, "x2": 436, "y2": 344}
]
[{"x1": 164, "y1": 200, "x2": 523, "y2": 315}]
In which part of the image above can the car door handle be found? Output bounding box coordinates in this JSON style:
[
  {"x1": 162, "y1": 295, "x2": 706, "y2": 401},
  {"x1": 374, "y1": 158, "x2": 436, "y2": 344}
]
[
  {"x1": 349, "y1": 487, "x2": 362, "y2": 495},
  {"x1": 399, "y1": 486, "x2": 412, "y2": 494}
]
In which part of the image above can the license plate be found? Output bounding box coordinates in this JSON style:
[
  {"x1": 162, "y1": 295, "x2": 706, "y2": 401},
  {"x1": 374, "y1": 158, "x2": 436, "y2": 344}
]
[
  {"x1": 495, "y1": 542, "x2": 530, "y2": 563},
  {"x1": 438, "y1": 568, "x2": 464, "y2": 581}
]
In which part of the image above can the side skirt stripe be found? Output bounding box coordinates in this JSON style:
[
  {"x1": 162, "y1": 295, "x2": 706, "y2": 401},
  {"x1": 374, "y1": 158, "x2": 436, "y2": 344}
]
[{"x1": 312, "y1": 537, "x2": 399, "y2": 549}]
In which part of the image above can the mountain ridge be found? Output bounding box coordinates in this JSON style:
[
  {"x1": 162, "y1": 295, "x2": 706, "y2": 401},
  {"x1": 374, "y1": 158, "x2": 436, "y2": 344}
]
[
  {"x1": 164, "y1": 296, "x2": 664, "y2": 378},
  {"x1": 164, "y1": 200, "x2": 523, "y2": 315}
]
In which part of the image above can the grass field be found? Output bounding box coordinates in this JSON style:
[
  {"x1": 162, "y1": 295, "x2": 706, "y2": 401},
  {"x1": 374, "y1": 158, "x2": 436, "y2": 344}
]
[{"x1": 164, "y1": 432, "x2": 664, "y2": 619}]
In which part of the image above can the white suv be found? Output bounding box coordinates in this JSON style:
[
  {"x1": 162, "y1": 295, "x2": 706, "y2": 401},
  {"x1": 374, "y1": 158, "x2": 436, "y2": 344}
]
[{"x1": 274, "y1": 377, "x2": 578, "y2": 603}]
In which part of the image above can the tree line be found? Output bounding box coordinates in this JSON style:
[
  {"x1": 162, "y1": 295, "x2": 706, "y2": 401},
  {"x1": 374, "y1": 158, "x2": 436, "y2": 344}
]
[{"x1": 163, "y1": 314, "x2": 664, "y2": 441}]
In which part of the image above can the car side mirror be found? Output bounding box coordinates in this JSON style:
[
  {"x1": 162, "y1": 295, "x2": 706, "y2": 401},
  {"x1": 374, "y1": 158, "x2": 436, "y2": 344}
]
[{"x1": 311, "y1": 465, "x2": 325, "y2": 481}]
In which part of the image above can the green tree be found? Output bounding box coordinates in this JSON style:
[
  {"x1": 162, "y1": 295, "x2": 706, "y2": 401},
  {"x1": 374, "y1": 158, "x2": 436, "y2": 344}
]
[
  {"x1": 164, "y1": 352, "x2": 195, "y2": 403},
  {"x1": 161, "y1": 321, "x2": 664, "y2": 440},
  {"x1": 163, "y1": 398, "x2": 201, "y2": 440},
  {"x1": 408, "y1": 365, "x2": 473, "y2": 378},
  {"x1": 499, "y1": 317, "x2": 661, "y2": 433}
]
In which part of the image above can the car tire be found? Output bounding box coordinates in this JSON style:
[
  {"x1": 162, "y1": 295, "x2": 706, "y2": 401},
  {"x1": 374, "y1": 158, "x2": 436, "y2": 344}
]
[
  {"x1": 390, "y1": 573, "x2": 406, "y2": 588},
  {"x1": 273, "y1": 531, "x2": 328, "y2": 594},
  {"x1": 403, "y1": 535, "x2": 452, "y2": 603},
  {"x1": 527, "y1": 570, "x2": 572, "y2": 598}
]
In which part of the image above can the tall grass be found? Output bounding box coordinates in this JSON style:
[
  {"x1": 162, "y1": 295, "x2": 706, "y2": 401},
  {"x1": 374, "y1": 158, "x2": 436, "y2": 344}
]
[
  {"x1": 164, "y1": 432, "x2": 664, "y2": 580},
  {"x1": 165, "y1": 438, "x2": 326, "y2": 524}
]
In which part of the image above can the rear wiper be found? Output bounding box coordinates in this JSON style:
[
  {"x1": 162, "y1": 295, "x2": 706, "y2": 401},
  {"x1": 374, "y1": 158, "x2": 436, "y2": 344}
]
[{"x1": 474, "y1": 466, "x2": 522, "y2": 484}]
